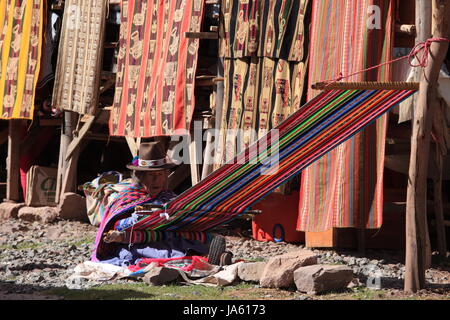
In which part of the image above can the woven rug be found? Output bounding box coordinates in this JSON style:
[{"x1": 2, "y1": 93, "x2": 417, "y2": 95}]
[
  {"x1": 109, "y1": 0, "x2": 204, "y2": 137},
  {"x1": 0, "y1": 0, "x2": 43, "y2": 119},
  {"x1": 297, "y1": 0, "x2": 395, "y2": 232},
  {"x1": 52, "y1": 0, "x2": 107, "y2": 115}
]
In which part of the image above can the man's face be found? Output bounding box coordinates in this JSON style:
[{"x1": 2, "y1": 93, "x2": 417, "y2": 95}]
[{"x1": 141, "y1": 170, "x2": 168, "y2": 196}]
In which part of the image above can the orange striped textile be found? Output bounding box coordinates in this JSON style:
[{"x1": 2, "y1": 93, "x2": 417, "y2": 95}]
[
  {"x1": 0, "y1": 0, "x2": 43, "y2": 119},
  {"x1": 297, "y1": 0, "x2": 395, "y2": 232},
  {"x1": 109, "y1": 0, "x2": 204, "y2": 138}
]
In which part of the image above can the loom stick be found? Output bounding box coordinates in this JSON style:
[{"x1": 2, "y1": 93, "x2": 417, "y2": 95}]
[
  {"x1": 135, "y1": 204, "x2": 262, "y2": 216},
  {"x1": 312, "y1": 81, "x2": 420, "y2": 91}
]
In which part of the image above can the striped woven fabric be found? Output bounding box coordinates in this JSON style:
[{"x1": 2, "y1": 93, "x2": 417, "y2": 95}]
[
  {"x1": 219, "y1": 0, "x2": 309, "y2": 61},
  {"x1": 0, "y1": 0, "x2": 43, "y2": 119},
  {"x1": 213, "y1": 57, "x2": 306, "y2": 169},
  {"x1": 109, "y1": 0, "x2": 204, "y2": 137},
  {"x1": 92, "y1": 183, "x2": 158, "y2": 261},
  {"x1": 52, "y1": 0, "x2": 107, "y2": 115},
  {"x1": 297, "y1": 0, "x2": 395, "y2": 232},
  {"x1": 214, "y1": 0, "x2": 309, "y2": 170},
  {"x1": 126, "y1": 89, "x2": 416, "y2": 233},
  {"x1": 122, "y1": 230, "x2": 212, "y2": 244}
]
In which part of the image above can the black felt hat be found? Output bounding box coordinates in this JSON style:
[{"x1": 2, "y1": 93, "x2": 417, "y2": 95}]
[{"x1": 126, "y1": 141, "x2": 177, "y2": 171}]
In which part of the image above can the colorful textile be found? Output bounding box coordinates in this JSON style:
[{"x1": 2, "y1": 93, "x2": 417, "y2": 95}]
[
  {"x1": 214, "y1": 0, "x2": 309, "y2": 170},
  {"x1": 82, "y1": 172, "x2": 126, "y2": 227},
  {"x1": 91, "y1": 183, "x2": 160, "y2": 261},
  {"x1": 125, "y1": 89, "x2": 416, "y2": 233},
  {"x1": 0, "y1": 0, "x2": 43, "y2": 119},
  {"x1": 297, "y1": 0, "x2": 395, "y2": 232},
  {"x1": 128, "y1": 256, "x2": 216, "y2": 279},
  {"x1": 109, "y1": 0, "x2": 204, "y2": 137},
  {"x1": 120, "y1": 230, "x2": 212, "y2": 244},
  {"x1": 219, "y1": 0, "x2": 309, "y2": 61},
  {"x1": 52, "y1": 0, "x2": 107, "y2": 115},
  {"x1": 214, "y1": 57, "x2": 306, "y2": 168}
]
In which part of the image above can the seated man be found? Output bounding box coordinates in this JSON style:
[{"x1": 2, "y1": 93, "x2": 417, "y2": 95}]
[{"x1": 91, "y1": 141, "x2": 230, "y2": 267}]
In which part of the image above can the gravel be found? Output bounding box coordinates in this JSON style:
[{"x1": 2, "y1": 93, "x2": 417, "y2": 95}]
[{"x1": 1, "y1": 218, "x2": 449, "y2": 298}]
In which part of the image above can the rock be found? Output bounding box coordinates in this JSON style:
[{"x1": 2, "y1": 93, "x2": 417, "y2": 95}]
[
  {"x1": 142, "y1": 264, "x2": 180, "y2": 286},
  {"x1": 0, "y1": 202, "x2": 25, "y2": 220},
  {"x1": 358, "y1": 258, "x2": 369, "y2": 266},
  {"x1": 295, "y1": 295, "x2": 310, "y2": 300},
  {"x1": 294, "y1": 264, "x2": 354, "y2": 295},
  {"x1": 237, "y1": 262, "x2": 267, "y2": 282},
  {"x1": 347, "y1": 277, "x2": 362, "y2": 289},
  {"x1": 17, "y1": 206, "x2": 59, "y2": 224},
  {"x1": 260, "y1": 250, "x2": 318, "y2": 289},
  {"x1": 58, "y1": 193, "x2": 88, "y2": 222}
]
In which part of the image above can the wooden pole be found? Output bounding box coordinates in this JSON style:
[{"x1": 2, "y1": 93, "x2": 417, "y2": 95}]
[
  {"x1": 433, "y1": 144, "x2": 446, "y2": 257},
  {"x1": 202, "y1": 59, "x2": 224, "y2": 180},
  {"x1": 432, "y1": 99, "x2": 448, "y2": 257},
  {"x1": 311, "y1": 81, "x2": 420, "y2": 90},
  {"x1": 418, "y1": 0, "x2": 434, "y2": 274},
  {"x1": 405, "y1": 0, "x2": 450, "y2": 293},
  {"x1": 55, "y1": 111, "x2": 78, "y2": 203},
  {"x1": 6, "y1": 120, "x2": 22, "y2": 202}
]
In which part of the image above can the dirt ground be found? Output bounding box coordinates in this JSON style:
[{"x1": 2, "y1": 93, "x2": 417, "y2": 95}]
[{"x1": 1, "y1": 217, "x2": 449, "y2": 300}]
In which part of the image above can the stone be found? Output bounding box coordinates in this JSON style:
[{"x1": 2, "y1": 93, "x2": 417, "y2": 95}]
[
  {"x1": 57, "y1": 192, "x2": 88, "y2": 222},
  {"x1": 237, "y1": 262, "x2": 267, "y2": 282},
  {"x1": 17, "y1": 206, "x2": 59, "y2": 224},
  {"x1": 142, "y1": 264, "x2": 180, "y2": 286},
  {"x1": 0, "y1": 202, "x2": 25, "y2": 220},
  {"x1": 260, "y1": 250, "x2": 318, "y2": 289},
  {"x1": 294, "y1": 264, "x2": 354, "y2": 295},
  {"x1": 347, "y1": 277, "x2": 363, "y2": 289}
]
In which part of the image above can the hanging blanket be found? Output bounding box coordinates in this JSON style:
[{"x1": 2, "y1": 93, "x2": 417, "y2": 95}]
[
  {"x1": 214, "y1": 57, "x2": 306, "y2": 169},
  {"x1": 297, "y1": 0, "x2": 395, "y2": 232},
  {"x1": 122, "y1": 89, "x2": 416, "y2": 234},
  {"x1": 219, "y1": 0, "x2": 309, "y2": 61},
  {"x1": 0, "y1": 0, "x2": 43, "y2": 119},
  {"x1": 214, "y1": 0, "x2": 309, "y2": 169},
  {"x1": 52, "y1": 0, "x2": 107, "y2": 115},
  {"x1": 109, "y1": 0, "x2": 204, "y2": 137}
]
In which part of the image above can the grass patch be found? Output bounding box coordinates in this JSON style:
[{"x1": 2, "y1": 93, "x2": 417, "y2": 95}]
[
  {"x1": 350, "y1": 287, "x2": 385, "y2": 300},
  {"x1": 0, "y1": 241, "x2": 43, "y2": 251},
  {"x1": 66, "y1": 236, "x2": 96, "y2": 247},
  {"x1": 43, "y1": 282, "x2": 258, "y2": 300}
]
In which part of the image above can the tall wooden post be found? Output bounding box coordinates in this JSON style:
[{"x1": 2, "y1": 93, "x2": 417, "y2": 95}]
[
  {"x1": 55, "y1": 111, "x2": 78, "y2": 203},
  {"x1": 405, "y1": 0, "x2": 450, "y2": 293},
  {"x1": 6, "y1": 120, "x2": 22, "y2": 202}
]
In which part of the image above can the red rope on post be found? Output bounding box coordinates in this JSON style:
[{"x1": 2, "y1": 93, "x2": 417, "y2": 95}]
[{"x1": 321, "y1": 38, "x2": 450, "y2": 88}]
